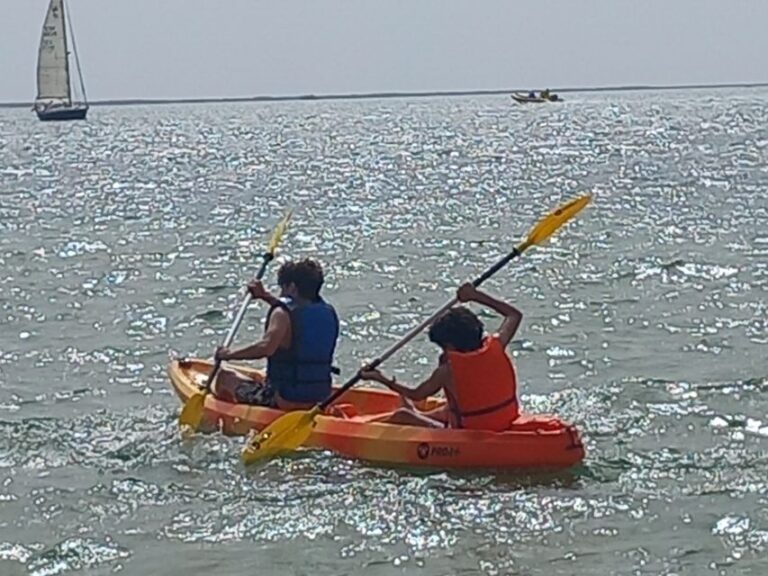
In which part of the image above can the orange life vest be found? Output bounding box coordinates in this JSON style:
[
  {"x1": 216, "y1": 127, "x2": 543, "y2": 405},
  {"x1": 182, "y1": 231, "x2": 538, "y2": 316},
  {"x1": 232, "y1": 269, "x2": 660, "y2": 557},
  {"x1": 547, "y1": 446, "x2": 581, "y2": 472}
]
[{"x1": 445, "y1": 335, "x2": 519, "y2": 431}]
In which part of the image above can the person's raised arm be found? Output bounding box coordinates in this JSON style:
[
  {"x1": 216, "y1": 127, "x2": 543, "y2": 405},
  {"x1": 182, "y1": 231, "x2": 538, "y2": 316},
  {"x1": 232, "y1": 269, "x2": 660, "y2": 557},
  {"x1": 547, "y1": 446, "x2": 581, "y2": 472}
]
[{"x1": 457, "y1": 283, "x2": 522, "y2": 347}]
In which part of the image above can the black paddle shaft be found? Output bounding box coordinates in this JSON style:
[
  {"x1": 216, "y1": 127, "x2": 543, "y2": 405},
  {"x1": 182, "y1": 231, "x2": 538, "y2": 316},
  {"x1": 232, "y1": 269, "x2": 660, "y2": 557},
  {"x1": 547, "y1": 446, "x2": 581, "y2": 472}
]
[{"x1": 472, "y1": 247, "x2": 521, "y2": 287}]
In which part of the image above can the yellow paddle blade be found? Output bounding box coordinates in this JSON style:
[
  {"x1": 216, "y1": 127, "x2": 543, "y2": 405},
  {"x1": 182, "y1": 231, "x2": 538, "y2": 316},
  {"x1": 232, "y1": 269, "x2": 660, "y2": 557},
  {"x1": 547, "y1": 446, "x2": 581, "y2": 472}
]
[
  {"x1": 520, "y1": 194, "x2": 591, "y2": 251},
  {"x1": 241, "y1": 407, "x2": 322, "y2": 465},
  {"x1": 267, "y1": 209, "x2": 293, "y2": 255},
  {"x1": 178, "y1": 391, "x2": 206, "y2": 430}
]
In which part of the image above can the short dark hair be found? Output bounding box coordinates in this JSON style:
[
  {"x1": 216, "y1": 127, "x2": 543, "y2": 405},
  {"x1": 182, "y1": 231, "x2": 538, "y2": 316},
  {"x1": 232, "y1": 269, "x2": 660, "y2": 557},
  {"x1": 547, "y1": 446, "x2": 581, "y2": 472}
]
[
  {"x1": 428, "y1": 306, "x2": 484, "y2": 352},
  {"x1": 277, "y1": 258, "x2": 325, "y2": 300}
]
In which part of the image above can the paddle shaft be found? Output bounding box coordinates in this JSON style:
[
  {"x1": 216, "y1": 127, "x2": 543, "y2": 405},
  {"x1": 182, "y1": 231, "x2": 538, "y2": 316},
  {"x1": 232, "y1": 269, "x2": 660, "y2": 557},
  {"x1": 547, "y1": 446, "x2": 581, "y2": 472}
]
[
  {"x1": 202, "y1": 252, "x2": 274, "y2": 390},
  {"x1": 319, "y1": 245, "x2": 524, "y2": 410}
]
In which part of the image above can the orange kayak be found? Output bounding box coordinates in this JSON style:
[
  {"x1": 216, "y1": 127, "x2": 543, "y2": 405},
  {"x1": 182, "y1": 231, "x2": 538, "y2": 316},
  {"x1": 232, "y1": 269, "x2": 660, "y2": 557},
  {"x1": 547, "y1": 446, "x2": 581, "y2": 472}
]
[{"x1": 168, "y1": 359, "x2": 586, "y2": 470}]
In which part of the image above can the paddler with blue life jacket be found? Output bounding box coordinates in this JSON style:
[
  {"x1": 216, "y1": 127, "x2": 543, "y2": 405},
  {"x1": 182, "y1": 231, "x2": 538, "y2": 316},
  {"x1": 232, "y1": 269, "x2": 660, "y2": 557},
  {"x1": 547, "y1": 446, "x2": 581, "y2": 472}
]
[
  {"x1": 212, "y1": 258, "x2": 340, "y2": 411},
  {"x1": 360, "y1": 283, "x2": 523, "y2": 431}
]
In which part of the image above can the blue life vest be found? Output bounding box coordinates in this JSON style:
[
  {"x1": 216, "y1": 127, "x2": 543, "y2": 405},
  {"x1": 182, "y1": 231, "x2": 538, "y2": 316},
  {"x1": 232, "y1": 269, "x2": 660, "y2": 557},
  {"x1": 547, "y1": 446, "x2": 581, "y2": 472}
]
[{"x1": 265, "y1": 296, "x2": 339, "y2": 403}]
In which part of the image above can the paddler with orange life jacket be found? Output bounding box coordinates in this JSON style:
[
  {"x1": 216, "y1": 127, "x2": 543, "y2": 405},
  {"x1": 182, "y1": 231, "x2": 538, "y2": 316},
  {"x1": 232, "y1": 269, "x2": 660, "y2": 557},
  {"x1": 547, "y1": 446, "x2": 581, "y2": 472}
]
[
  {"x1": 360, "y1": 283, "x2": 523, "y2": 431},
  {"x1": 212, "y1": 258, "x2": 340, "y2": 411}
]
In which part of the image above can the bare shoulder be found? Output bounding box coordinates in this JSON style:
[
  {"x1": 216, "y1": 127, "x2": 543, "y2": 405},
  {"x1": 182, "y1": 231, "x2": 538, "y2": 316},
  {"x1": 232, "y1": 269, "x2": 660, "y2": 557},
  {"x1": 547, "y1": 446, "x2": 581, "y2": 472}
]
[
  {"x1": 267, "y1": 306, "x2": 291, "y2": 332},
  {"x1": 431, "y1": 362, "x2": 453, "y2": 384},
  {"x1": 269, "y1": 306, "x2": 290, "y2": 322},
  {"x1": 433, "y1": 361, "x2": 455, "y2": 398}
]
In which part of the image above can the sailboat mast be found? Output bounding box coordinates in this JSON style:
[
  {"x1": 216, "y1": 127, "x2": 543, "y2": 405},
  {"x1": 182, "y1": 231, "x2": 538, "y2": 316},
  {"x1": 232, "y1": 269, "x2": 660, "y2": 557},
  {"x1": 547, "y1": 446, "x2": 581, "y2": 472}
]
[
  {"x1": 64, "y1": 0, "x2": 88, "y2": 104},
  {"x1": 60, "y1": 0, "x2": 73, "y2": 103}
]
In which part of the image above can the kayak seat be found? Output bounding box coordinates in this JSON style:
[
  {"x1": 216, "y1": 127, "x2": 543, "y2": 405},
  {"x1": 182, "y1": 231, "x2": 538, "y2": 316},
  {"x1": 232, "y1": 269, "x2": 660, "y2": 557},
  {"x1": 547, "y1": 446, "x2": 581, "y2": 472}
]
[{"x1": 325, "y1": 403, "x2": 359, "y2": 419}]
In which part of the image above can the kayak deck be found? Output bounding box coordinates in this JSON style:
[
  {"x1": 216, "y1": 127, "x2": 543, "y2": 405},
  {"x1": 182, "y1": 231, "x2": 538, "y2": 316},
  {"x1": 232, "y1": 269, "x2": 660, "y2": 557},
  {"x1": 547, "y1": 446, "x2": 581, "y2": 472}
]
[
  {"x1": 168, "y1": 359, "x2": 585, "y2": 470},
  {"x1": 511, "y1": 93, "x2": 563, "y2": 104}
]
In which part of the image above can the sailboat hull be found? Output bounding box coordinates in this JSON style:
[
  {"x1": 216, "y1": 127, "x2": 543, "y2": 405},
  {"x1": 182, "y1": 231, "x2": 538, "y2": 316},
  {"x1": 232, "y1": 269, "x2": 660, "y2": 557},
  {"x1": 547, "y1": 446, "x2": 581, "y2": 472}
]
[{"x1": 36, "y1": 106, "x2": 88, "y2": 121}]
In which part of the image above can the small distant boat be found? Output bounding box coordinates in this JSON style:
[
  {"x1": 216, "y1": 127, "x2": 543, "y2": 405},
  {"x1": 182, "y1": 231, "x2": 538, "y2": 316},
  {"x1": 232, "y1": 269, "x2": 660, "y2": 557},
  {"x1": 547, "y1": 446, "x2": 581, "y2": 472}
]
[
  {"x1": 34, "y1": 0, "x2": 88, "y2": 122},
  {"x1": 511, "y1": 91, "x2": 562, "y2": 104}
]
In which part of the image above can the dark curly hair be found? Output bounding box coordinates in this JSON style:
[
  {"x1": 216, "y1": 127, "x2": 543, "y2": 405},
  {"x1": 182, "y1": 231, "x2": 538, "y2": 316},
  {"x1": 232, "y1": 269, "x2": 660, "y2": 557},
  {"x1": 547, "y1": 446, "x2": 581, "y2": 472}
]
[
  {"x1": 277, "y1": 258, "x2": 325, "y2": 300},
  {"x1": 428, "y1": 306, "x2": 484, "y2": 352}
]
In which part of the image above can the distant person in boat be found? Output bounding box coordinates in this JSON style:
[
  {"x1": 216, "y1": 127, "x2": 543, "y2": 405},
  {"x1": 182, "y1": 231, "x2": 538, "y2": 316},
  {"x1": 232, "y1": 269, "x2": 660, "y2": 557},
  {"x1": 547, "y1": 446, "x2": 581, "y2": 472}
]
[
  {"x1": 528, "y1": 91, "x2": 536, "y2": 98},
  {"x1": 212, "y1": 258, "x2": 340, "y2": 410},
  {"x1": 540, "y1": 89, "x2": 550, "y2": 99},
  {"x1": 360, "y1": 283, "x2": 523, "y2": 431}
]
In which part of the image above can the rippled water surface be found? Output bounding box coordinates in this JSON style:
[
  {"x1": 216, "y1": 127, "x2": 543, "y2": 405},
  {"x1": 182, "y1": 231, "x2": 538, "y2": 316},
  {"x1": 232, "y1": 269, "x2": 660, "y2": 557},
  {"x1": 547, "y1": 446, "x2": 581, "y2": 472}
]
[{"x1": 0, "y1": 90, "x2": 767, "y2": 575}]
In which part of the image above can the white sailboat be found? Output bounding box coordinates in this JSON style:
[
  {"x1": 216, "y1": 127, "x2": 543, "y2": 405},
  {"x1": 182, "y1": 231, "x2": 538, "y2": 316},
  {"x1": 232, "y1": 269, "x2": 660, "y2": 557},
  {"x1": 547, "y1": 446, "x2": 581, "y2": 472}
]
[{"x1": 34, "y1": 0, "x2": 89, "y2": 121}]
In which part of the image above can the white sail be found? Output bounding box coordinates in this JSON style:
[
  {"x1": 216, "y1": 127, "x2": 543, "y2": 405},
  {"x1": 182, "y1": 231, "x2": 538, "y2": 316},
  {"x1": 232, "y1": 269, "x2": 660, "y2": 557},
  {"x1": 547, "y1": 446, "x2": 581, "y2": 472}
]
[{"x1": 36, "y1": 0, "x2": 71, "y2": 106}]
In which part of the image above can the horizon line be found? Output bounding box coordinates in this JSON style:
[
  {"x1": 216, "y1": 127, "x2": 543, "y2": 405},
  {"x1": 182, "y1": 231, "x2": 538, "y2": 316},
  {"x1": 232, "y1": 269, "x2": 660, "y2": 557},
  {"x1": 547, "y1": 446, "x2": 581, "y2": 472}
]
[{"x1": 2, "y1": 81, "x2": 767, "y2": 109}]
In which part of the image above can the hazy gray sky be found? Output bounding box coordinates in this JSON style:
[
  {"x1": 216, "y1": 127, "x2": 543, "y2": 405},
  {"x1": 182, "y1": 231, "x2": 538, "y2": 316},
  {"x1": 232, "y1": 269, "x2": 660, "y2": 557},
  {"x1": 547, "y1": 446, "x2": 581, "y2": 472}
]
[{"x1": 3, "y1": 0, "x2": 768, "y2": 102}]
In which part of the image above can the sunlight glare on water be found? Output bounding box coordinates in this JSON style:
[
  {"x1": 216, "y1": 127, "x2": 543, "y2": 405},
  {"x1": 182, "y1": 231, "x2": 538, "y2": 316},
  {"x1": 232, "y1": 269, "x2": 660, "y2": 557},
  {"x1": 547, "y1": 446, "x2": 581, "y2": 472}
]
[{"x1": 0, "y1": 90, "x2": 767, "y2": 574}]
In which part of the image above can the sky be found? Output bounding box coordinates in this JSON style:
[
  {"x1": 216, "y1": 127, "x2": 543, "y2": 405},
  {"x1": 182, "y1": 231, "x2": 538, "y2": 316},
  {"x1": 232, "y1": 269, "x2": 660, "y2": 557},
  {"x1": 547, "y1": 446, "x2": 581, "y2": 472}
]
[{"x1": 3, "y1": 0, "x2": 768, "y2": 102}]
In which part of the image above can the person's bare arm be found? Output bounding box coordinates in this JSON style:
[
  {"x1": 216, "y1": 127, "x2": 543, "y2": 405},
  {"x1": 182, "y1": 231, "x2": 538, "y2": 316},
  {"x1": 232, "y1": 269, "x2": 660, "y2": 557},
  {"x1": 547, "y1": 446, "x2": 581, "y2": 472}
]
[
  {"x1": 457, "y1": 283, "x2": 522, "y2": 346},
  {"x1": 216, "y1": 308, "x2": 290, "y2": 360},
  {"x1": 360, "y1": 364, "x2": 449, "y2": 401}
]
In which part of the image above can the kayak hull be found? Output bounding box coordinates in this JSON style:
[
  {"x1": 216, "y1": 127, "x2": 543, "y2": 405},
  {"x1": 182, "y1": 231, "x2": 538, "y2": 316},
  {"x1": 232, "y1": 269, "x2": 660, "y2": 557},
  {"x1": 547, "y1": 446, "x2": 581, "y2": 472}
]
[
  {"x1": 168, "y1": 359, "x2": 585, "y2": 470},
  {"x1": 511, "y1": 93, "x2": 563, "y2": 104},
  {"x1": 36, "y1": 105, "x2": 89, "y2": 121}
]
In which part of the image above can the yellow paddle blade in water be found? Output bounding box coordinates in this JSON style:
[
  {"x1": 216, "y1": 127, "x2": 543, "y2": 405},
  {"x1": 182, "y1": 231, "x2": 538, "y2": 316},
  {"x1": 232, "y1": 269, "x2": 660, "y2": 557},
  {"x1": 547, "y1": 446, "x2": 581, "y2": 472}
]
[
  {"x1": 520, "y1": 194, "x2": 591, "y2": 251},
  {"x1": 178, "y1": 391, "x2": 207, "y2": 430},
  {"x1": 241, "y1": 407, "x2": 322, "y2": 465},
  {"x1": 267, "y1": 210, "x2": 293, "y2": 254}
]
